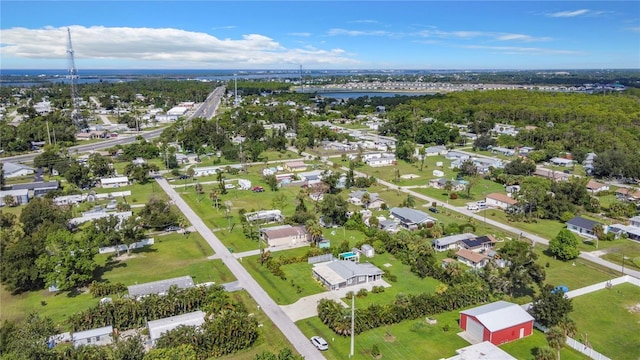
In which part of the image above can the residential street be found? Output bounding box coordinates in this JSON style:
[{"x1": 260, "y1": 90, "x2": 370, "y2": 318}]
[{"x1": 155, "y1": 177, "x2": 326, "y2": 360}]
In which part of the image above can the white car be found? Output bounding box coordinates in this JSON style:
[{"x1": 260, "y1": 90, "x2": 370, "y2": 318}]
[{"x1": 310, "y1": 336, "x2": 328, "y2": 351}]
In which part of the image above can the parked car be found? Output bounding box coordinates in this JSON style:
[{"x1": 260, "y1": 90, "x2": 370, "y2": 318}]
[
  {"x1": 429, "y1": 207, "x2": 439, "y2": 213},
  {"x1": 252, "y1": 186, "x2": 264, "y2": 192},
  {"x1": 165, "y1": 226, "x2": 181, "y2": 232},
  {"x1": 310, "y1": 336, "x2": 328, "y2": 351}
]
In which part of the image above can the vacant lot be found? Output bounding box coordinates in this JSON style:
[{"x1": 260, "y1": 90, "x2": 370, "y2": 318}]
[{"x1": 570, "y1": 282, "x2": 640, "y2": 360}]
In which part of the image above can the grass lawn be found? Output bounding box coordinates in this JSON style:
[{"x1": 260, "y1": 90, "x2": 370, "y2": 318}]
[
  {"x1": 412, "y1": 178, "x2": 506, "y2": 206},
  {"x1": 242, "y1": 251, "x2": 327, "y2": 305},
  {"x1": 346, "y1": 252, "x2": 442, "y2": 306},
  {"x1": 600, "y1": 240, "x2": 640, "y2": 271},
  {"x1": 570, "y1": 283, "x2": 640, "y2": 360},
  {"x1": 500, "y1": 330, "x2": 589, "y2": 360},
  {"x1": 534, "y1": 245, "x2": 620, "y2": 291},
  {"x1": 297, "y1": 310, "x2": 469, "y2": 360},
  {"x1": 481, "y1": 209, "x2": 566, "y2": 241},
  {"x1": 0, "y1": 232, "x2": 234, "y2": 328}
]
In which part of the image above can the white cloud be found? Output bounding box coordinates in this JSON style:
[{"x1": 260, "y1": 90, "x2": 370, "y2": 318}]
[
  {"x1": 547, "y1": 9, "x2": 606, "y2": 18},
  {"x1": 628, "y1": 26, "x2": 640, "y2": 32},
  {"x1": 327, "y1": 28, "x2": 393, "y2": 37},
  {"x1": 0, "y1": 26, "x2": 359, "y2": 67},
  {"x1": 462, "y1": 45, "x2": 582, "y2": 56},
  {"x1": 416, "y1": 29, "x2": 551, "y2": 42},
  {"x1": 288, "y1": 32, "x2": 312, "y2": 37}
]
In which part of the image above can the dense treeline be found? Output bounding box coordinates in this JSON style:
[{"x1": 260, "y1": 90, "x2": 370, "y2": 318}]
[
  {"x1": 318, "y1": 282, "x2": 490, "y2": 336},
  {"x1": 67, "y1": 285, "x2": 231, "y2": 332}
]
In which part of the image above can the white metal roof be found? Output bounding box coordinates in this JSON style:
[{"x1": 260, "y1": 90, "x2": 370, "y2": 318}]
[
  {"x1": 147, "y1": 311, "x2": 205, "y2": 341},
  {"x1": 447, "y1": 341, "x2": 516, "y2": 360},
  {"x1": 100, "y1": 176, "x2": 129, "y2": 185},
  {"x1": 460, "y1": 301, "x2": 533, "y2": 332},
  {"x1": 72, "y1": 325, "x2": 113, "y2": 341},
  {"x1": 128, "y1": 276, "x2": 194, "y2": 298}
]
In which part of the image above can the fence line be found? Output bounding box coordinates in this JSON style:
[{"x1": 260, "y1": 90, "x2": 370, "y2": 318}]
[{"x1": 566, "y1": 337, "x2": 611, "y2": 360}]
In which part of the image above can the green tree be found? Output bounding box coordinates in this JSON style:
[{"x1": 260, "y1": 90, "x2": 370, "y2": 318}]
[
  {"x1": 530, "y1": 284, "x2": 573, "y2": 328},
  {"x1": 87, "y1": 153, "x2": 113, "y2": 178},
  {"x1": 20, "y1": 197, "x2": 71, "y2": 236},
  {"x1": 305, "y1": 218, "x2": 323, "y2": 246},
  {"x1": 265, "y1": 174, "x2": 279, "y2": 192},
  {"x1": 499, "y1": 240, "x2": 546, "y2": 297},
  {"x1": 272, "y1": 193, "x2": 288, "y2": 211},
  {"x1": 535, "y1": 346, "x2": 556, "y2": 360},
  {"x1": 138, "y1": 196, "x2": 179, "y2": 229},
  {"x1": 549, "y1": 229, "x2": 580, "y2": 261},
  {"x1": 36, "y1": 229, "x2": 97, "y2": 291},
  {"x1": 145, "y1": 344, "x2": 197, "y2": 359},
  {"x1": 113, "y1": 335, "x2": 145, "y2": 360},
  {"x1": 319, "y1": 194, "x2": 349, "y2": 226},
  {"x1": 64, "y1": 162, "x2": 91, "y2": 188},
  {"x1": 0, "y1": 313, "x2": 57, "y2": 359}
]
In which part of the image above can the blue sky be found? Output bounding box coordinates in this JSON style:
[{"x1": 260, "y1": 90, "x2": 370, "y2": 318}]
[{"x1": 1, "y1": 1, "x2": 638, "y2": 69}]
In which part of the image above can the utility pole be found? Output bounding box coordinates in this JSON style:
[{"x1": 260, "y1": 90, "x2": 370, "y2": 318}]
[
  {"x1": 350, "y1": 295, "x2": 355, "y2": 358},
  {"x1": 66, "y1": 28, "x2": 80, "y2": 126}
]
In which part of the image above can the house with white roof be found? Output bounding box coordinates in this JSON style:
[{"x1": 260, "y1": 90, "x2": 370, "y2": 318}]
[
  {"x1": 127, "y1": 276, "x2": 195, "y2": 299},
  {"x1": 2, "y1": 162, "x2": 35, "y2": 178},
  {"x1": 100, "y1": 176, "x2": 129, "y2": 188},
  {"x1": 72, "y1": 326, "x2": 113, "y2": 348},
  {"x1": 147, "y1": 311, "x2": 206, "y2": 345}
]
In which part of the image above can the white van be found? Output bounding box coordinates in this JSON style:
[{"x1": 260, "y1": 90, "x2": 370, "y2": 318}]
[{"x1": 467, "y1": 204, "x2": 479, "y2": 211}]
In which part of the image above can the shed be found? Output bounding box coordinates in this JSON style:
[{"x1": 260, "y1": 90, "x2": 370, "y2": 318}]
[
  {"x1": 361, "y1": 244, "x2": 375, "y2": 258},
  {"x1": 459, "y1": 301, "x2": 534, "y2": 345}
]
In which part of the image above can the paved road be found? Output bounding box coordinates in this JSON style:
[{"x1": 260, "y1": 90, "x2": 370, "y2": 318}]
[
  {"x1": 155, "y1": 177, "x2": 325, "y2": 360},
  {"x1": 1, "y1": 86, "x2": 226, "y2": 164}
]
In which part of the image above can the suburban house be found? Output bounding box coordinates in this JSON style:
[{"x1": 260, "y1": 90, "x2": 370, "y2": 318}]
[
  {"x1": 0, "y1": 189, "x2": 29, "y2": 206},
  {"x1": 72, "y1": 326, "x2": 113, "y2": 348},
  {"x1": 615, "y1": 188, "x2": 640, "y2": 202},
  {"x1": 429, "y1": 178, "x2": 466, "y2": 192},
  {"x1": 586, "y1": 179, "x2": 609, "y2": 193},
  {"x1": 533, "y1": 168, "x2": 570, "y2": 182},
  {"x1": 2, "y1": 162, "x2": 35, "y2": 178},
  {"x1": 566, "y1": 216, "x2": 602, "y2": 239},
  {"x1": 379, "y1": 219, "x2": 399, "y2": 233},
  {"x1": 445, "y1": 341, "x2": 516, "y2": 360},
  {"x1": 8, "y1": 181, "x2": 59, "y2": 197},
  {"x1": 100, "y1": 176, "x2": 129, "y2": 188},
  {"x1": 244, "y1": 210, "x2": 284, "y2": 224},
  {"x1": 459, "y1": 301, "x2": 534, "y2": 345},
  {"x1": 69, "y1": 210, "x2": 132, "y2": 226},
  {"x1": 490, "y1": 146, "x2": 516, "y2": 157},
  {"x1": 259, "y1": 225, "x2": 309, "y2": 247},
  {"x1": 423, "y1": 145, "x2": 448, "y2": 157},
  {"x1": 127, "y1": 276, "x2": 195, "y2": 299},
  {"x1": 549, "y1": 157, "x2": 574, "y2": 167},
  {"x1": 348, "y1": 190, "x2": 385, "y2": 210},
  {"x1": 147, "y1": 311, "x2": 206, "y2": 345},
  {"x1": 432, "y1": 233, "x2": 477, "y2": 252},
  {"x1": 485, "y1": 193, "x2": 518, "y2": 210},
  {"x1": 459, "y1": 235, "x2": 497, "y2": 252},
  {"x1": 284, "y1": 161, "x2": 307, "y2": 172},
  {"x1": 312, "y1": 260, "x2": 384, "y2": 290},
  {"x1": 389, "y1": 207, "x2": 436, "y2": 230},
  {"x1": 607, "y1": 215, "x2": 640, "y2": 241},
  {"x1": 362, "y1": 152, "x2": 396, "y2": 167},
  {"x1": 456, "y1": 248, "x2": 490, "y2": 269}
]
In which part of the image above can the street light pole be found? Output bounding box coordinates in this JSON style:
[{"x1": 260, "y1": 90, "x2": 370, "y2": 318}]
[{"x1": 350, "y1": 296, "x2": 355, "y2": 358}]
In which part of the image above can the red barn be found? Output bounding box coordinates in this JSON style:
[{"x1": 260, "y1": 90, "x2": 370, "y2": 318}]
[{"x1": 459, "y1": 301, "x2": 534, "y2": 345}]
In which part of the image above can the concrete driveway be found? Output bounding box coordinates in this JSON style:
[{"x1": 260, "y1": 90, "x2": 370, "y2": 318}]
[{"x1": 280, "y1": 279, "x2": 391, "y2": 322}]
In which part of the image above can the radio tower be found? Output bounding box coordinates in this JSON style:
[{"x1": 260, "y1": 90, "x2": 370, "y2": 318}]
[{"x1": 66, "y1": 27, "x2": 80, "y2": 125}]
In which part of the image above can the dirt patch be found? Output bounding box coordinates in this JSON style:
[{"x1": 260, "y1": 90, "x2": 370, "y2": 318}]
[
  {"x1": 384, "y1": 334, "x2": 396, "y2": 343},
  {"x1": 113, "y1": 253, "x2": 141, "y2": 261},
  {"x1": 400, "y1": 174, "x2": 419, "y2": 179},
  {"x1": 626, "y1": 303, "x2": 640, "y2": 314}
]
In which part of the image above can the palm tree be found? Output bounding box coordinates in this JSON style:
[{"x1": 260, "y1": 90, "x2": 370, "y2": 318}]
[
  {"x1": 361, "y1": 192, "x2": 371, "y2": 209},
  {"x1": 546, "y1": 326, "x2": 565, "y2": 360},
  {"x1": 535, "y1": 346, "x2": 556, "y2": 360},
  {"x1": 305, "y1": 218, "x2": 323, "y2": 246}
]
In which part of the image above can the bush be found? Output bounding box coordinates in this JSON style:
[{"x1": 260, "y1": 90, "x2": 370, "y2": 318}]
[
  {"x1": 345, "y1": 291, "x2": 355, "y2": 299},
  {"x1": 89, "y1": 281, "x2": 127, "y2": 297},
  {"x1": 371, "y1": 344, "x2": 381, "y2": 357},
  {"x1": 449, "y1": 192, "x2": 458, "y2": 200},
  {"x1": 357, "y1": 288, "x2": 368, "y2": 298},
  {"x1": 371, "y1": 285, "x2": 385, "y2": 294}
]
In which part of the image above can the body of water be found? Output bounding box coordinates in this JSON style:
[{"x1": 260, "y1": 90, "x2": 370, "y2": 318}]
[{"x1": 300, "y1": 91, "x2": 436, "y2": 99}]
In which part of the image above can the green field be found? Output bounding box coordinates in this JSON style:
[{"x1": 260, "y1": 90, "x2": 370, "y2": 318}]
[{"x1": 570, "y1": 283, "x2": 640, "y2": 360}]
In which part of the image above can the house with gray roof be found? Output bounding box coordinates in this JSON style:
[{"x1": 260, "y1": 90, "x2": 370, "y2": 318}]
[
  {"x1": 389, "y1": 207, "x2": 436, "y2": 230},
  {"x1": 127, "y1": 276, "x2": 194, "y2": 299},
  {"x1": 147, "y1": 311, "x2": 206, "y2": 345},
  {"x1": 348, "y1": 190, "x2": 385, "y2": 210},
  {"x1": 72, "y1": 325, "x2": 113, "y2": 348},
  {"x1": 2, "y1": 162, "x2": 35, "y2": 178},
  {"x1": 566, "y1": 216, "x2": 602, "y2": 239},
  {"x1": 259, "y1": 225, "x2": 309, "y2": 247},
  {"x1": 312, "y1": 260, "x2": 383, "y2": 290},
  {"x1": 432, "y1": 233, "x2": 476, "y2": 252},
  {"x1": 8, "y1": 181, "x2": 59, "y2": 197},
  {"x1": 0, "y1": 189, "x2": 29, "y2": 206},
  {"x1": 429, "y1": 178, "x2": 465, "y2": 192}
]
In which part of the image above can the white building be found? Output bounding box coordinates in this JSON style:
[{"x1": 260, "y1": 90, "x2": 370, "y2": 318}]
[
  {"x1": 72, "y1": 326, "x2": 113, "y2": 348},
  {"x1": 2, "y1": 162, "x2": 35, "y2": 178},
  {"x1": 100, "y1": 176, "x2": 129, "y2": 188},
  {"x1": 147, "y1": 311, "x2": 206, "y2": 345}
]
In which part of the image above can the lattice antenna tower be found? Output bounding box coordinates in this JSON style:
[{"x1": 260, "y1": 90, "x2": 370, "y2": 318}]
[{"x1": 66, "y1": 27, "x2": 80, "y2": 125}]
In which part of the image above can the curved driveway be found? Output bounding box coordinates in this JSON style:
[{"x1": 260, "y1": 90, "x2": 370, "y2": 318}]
[{"x1": 155, "y1": 177, "x2": 325, "y2": 360}]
